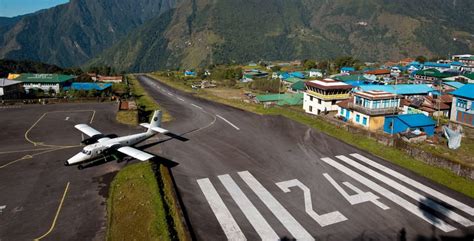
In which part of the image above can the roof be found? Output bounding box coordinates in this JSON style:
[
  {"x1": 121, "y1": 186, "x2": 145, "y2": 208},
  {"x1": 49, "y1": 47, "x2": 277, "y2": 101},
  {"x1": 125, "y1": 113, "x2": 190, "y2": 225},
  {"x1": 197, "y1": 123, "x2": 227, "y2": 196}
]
[
  {"x1": 334, "y1": 74, "x2": 369, "y2": 82},
  {"x1": 463, "y1": 73, "x2": 474, "y2": 80},
  {"x1": 423, "y1": 62, "x2": 451, "y2": 68},
  {"x1": 341, "y1": 67, "x2": 355, "y2": 72},
  {"x1": 443, "y1": 81, "x2": 465, "y2": 89},
  {"x1": 414, "y1": 69, "x2": 453, "y2": 78},
  {"x1": 451, "y1": 84, "x2": 474, "y2": 100},
  {"x1": 15, "y1": 74, "x2": 75, "y2": 83},
  {"x1": 255, "y1": 93, "x2": 303, "y2": 106},
  {"x1": 284, "y1": 77, "x2": 304, "y2": 84},
  {"x1": 0, "y1": 79, "x2": 21, "y2": 87},
  {"x1": 354, "y1": 90, "x2": 397, "y2": 100},
  {"x1": 365, "y1": 69, "x2": 391, "y2": 75},
  {"x1": 357, "y1": 84, "x2": 436, "y2": 95},
  {"x1": 291, "y1": 81, "x2": 305, "y2": 91},
  {"x1": 305, "y1": 78, "x2": 353, "y2": 90},
  {"x1": 388, "y1": 114, "x2": 436, "y2": 127},
  {"x1": 65, "y1": 82, "x2": 112, "y2": 91}
]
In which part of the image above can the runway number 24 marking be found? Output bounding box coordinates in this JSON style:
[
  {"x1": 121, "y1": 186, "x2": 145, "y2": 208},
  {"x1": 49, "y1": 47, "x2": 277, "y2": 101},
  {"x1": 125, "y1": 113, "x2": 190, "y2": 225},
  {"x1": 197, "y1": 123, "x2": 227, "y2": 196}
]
[{"x1": 276, "y1": 174, "x2": 388, "y2": 227}]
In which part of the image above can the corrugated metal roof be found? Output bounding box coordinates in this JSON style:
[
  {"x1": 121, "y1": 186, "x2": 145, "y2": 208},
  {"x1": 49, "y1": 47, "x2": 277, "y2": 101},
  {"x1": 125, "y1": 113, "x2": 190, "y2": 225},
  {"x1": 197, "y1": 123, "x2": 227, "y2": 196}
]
[
  {"x1": 0, "y1": 78, "x2": 21, "y2": 87},
  {"x1": 391, "y1": 114, "x2": 436, "y2": 127},
  {"x1": 443, "y1": 81, "x2": 465, "y2": 89},
  {"x1": 256, "y1": 93, "x2": 303, "y2": 105},
  {"x1": 16, "y1": 73, "x2": 75, "y2": 83},
  {"x1": 451, "y1": 84, "x2": 474, "y2": 99},
  {"x1": 65, "y1": 82, "x2": 112, "y2": 91},
  {"x1": 357, "y1": 84, "x2": 436, "y2": 95}
]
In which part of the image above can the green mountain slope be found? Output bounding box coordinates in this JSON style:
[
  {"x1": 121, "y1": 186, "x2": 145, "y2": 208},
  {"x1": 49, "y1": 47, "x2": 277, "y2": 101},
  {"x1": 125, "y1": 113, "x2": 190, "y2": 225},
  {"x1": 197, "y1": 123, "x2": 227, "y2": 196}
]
[
  {"x1": 0, "y1": 0, "x2": 176, "y2": 67},
  {"x1": 90, "y1": 0, "x2": 474, "y2": 72}
]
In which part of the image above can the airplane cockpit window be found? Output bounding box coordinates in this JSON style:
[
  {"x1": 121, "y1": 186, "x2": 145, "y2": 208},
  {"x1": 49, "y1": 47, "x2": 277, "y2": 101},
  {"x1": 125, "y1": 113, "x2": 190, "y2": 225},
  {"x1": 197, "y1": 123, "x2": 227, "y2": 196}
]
[{"x1": 81, "y1": 149, "x2": 87, "y2": 154}]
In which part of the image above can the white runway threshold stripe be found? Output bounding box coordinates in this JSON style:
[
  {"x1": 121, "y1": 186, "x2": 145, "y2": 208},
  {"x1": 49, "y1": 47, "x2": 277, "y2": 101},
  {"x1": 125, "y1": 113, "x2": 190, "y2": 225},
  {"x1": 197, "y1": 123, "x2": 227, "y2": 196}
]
[
  {"x1": 216, "y1": 115, "x2": 240, "y2": 130},
  {"x1": 320, "y1": 157, "x2": 456, "y2": 232},
  {"x1": 218, "y1": 174, "x2": 279, "y2": 241},
  {"x1": 336, "y1": 155, "x2": 474, "y2": 227},
  {"x1": 197, "y1": 178, "x2": 247, "y2": 241},
  {"x1": 238, "y1": 171, "x2": 315, "y2": 241},
  {"x1": 350, "y1": 153, "x2": 474, "y2": 216}
]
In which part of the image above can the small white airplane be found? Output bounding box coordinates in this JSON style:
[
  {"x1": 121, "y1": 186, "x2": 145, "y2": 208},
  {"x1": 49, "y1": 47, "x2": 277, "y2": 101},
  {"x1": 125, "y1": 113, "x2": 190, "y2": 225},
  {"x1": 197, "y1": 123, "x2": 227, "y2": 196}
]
[{"x1": 65, "y1": 110, "x2": 171, "y2": 169}]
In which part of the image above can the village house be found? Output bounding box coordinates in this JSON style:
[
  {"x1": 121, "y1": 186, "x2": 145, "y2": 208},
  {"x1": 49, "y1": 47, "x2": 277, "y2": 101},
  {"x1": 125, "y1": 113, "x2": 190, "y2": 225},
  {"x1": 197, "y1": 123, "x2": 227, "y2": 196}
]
[
  {"x1": 383, "y1": 114, "x2": 436, "y2": 136},
  {"x1": 340, "y1": 67, "x2": 355, "y2": 74},
  {"x1": 308, "y1": 69, "x2": 323, "y2": 78},
  {"x1": 363, "y1": 69, "x2": 391, "y2": 81},
  {"x1": 442, "y1": 73, "x2": 474, "y2": 84},
  {"x1": 337, "y1": 90, "x2": 401, "y2": 131},
  {"x1": 422, "y1": 62, "x2": 451, "y2": 72},
  {"x1": 401, "y1": 95, "x2": 451, "y2": 117},
  {"x1": 98, "y1": 75, "x2": 123, "y2": 83},
  {"x1": 450, "y1": 84, "x2": 474, "y2": 127},
  {"x1": 303, "y1": 79, "x2": 352, "y2": 115},
  {"x1": 412, "y1": 69, "x2": 452, "y2": 83}
]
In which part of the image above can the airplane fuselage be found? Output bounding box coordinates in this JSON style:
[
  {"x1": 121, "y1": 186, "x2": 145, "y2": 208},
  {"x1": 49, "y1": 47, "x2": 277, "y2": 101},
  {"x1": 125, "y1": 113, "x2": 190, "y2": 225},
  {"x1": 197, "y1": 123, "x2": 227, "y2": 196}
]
[{"x1": 66, "y1": 131, "x2": 155, "y2": 165}]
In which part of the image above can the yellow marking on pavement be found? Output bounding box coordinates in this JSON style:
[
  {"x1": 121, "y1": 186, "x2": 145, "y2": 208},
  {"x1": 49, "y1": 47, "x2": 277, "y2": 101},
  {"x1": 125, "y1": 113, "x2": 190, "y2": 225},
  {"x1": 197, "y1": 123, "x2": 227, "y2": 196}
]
[
  {"x1": 34, "y1": 182, "x2": 70, "y2": 241},
  {"x1": 24, "y1": 110, "x2": 95, "y2": 148},
  {"x1": 0, "y1": 147, "x2": 72, "y2": 169},
  {"x1": 0, "y1": 147, "x2": 56, "y2": 155}
]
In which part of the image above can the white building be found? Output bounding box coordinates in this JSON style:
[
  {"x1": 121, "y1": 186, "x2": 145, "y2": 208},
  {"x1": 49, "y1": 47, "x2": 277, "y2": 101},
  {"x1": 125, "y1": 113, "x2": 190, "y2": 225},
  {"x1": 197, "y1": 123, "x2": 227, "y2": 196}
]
[
  {"x1": 15, "y1": 74, "x2": 74, "y2": 93},
  {"x1": 303, "y1": 79, "x2": 352, "y2": 115},
  {"x1": 308, "y1": 69, "x2": 323, "y2": 78}
]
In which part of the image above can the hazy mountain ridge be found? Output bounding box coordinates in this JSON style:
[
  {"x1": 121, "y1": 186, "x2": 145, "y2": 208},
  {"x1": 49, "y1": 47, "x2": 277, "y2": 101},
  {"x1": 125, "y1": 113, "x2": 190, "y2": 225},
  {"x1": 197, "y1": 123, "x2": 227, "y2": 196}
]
[{"x1": 0, "y1": 0, "x2": 176, "y2": 67}]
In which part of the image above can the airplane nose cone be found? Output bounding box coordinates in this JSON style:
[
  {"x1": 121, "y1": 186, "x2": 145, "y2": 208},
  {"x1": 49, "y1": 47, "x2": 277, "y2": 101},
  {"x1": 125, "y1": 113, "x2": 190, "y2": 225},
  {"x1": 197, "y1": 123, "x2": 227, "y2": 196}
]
[{"x1": 66, "y1": 152, "x2": 88, "y2": 166}]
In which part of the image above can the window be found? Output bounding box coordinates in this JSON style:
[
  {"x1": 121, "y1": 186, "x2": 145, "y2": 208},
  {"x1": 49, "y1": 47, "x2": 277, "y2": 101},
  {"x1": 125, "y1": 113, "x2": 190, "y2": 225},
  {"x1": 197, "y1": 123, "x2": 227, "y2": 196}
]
[
  {"x1": 332, "y1": 100, "x2": 337, "y2": 105},
  {"x1": 309, "y1": 96, "x2": 313, "y2": 101},
  {"x1": 340, "y1": 108, "x2": 344, "y2": 115},
  {"x1": 356, "y1": 114, "x2": 360, "y2": 122},
  {"x1": 362, "y1": 117, "x2": 367, "y2": 126},
  {"x1": 309, "y1": 106, "x2": 313, "y2": 112},
  {"x1": 457, "y1": 99, "x2": 467, "y2": 109},
  {"x1": 318, "y1": 99, "x2": 321, "y2": 104}
]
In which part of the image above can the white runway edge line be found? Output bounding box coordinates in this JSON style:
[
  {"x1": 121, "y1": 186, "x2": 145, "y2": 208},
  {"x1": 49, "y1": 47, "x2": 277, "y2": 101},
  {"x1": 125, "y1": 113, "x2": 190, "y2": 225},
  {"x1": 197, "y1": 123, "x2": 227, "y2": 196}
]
[
  {"x1": 191, "y1": 104, "x2": 203, "y2": 109},
  {"x1": 216, "y1": 115, "x2": 240, "y2": 130},
  {"x1": 177, "y1": 97, "x2": 185, "y2": 102},
  {"x1": 238, "y1": 171, "x2": 315, "y2": 241},
  {"x1": 320, "y1": 157, "x2": 456, "y2": 232},
  {"x1": 350, "y1": 153, "x2": 474, "y2": 216},
  {"x1": 218, "y1": 174, "x2": 279, "y2": 240},
  {"x1": 336, "y1": 155, "x2": 474, "y2": 227},
  {"x1": 197, "y1": 178, "x2": 247, "y2": 241}
]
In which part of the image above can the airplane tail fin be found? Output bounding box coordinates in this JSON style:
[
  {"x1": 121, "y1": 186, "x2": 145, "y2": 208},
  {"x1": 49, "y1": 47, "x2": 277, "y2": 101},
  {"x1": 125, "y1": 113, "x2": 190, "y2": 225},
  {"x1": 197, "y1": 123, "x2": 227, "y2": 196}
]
[{"x1": 141, "y1": 110, "x2": 169, "y2": 134}]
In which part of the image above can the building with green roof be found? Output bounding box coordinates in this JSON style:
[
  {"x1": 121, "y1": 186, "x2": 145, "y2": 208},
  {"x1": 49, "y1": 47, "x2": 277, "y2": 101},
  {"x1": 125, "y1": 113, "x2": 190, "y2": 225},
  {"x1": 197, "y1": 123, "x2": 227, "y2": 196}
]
[
  {"x1": 290, "y1": 81, "x2": 305, "y2": 93},
  {"x1": 15, "y1": 73, "x2": 75, "y2": 93},
  {"x1": 255, "y1": 93, "x2": 303, "y2": 106}
]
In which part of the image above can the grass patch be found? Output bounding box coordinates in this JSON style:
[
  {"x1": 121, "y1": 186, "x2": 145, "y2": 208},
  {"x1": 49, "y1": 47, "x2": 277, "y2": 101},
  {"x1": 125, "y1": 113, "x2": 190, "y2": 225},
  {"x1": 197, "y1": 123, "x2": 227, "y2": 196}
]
[
  {"x1": 149, "y1": 72, "x2": 474, "y2": 198},
  {"x1": 107, "y1": 162, "x2": 171, "y2": 241},
  {"x1": 128, "y1": 75, "x2": 172, "y2": 122},
  {"x1": 116, "y1": 110, "x2": 139, "y2": 126}
]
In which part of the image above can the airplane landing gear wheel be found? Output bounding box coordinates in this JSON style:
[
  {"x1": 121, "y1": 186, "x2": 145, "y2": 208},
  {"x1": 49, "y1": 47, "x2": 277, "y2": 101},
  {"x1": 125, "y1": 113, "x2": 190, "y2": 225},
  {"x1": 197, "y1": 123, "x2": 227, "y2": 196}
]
[{"x1": 78, "y1": 165, "x2": 84, "y2": 170}]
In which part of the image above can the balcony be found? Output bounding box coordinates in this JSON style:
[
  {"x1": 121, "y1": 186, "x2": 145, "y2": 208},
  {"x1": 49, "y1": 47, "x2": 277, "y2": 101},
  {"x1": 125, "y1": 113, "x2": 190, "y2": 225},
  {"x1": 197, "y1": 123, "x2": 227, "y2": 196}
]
[
  {"x1": 306, "y1": 91, "x2": 350, "y2": 100},
  {"x1": 347, "y1": 102, "x2": 400, "y2": 116}
]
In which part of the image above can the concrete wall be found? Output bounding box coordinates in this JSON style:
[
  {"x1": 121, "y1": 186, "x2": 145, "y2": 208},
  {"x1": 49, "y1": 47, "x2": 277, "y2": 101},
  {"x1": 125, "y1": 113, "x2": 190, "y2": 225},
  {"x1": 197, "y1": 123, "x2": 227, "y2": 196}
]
[{"x1": 303, "y1": 93, "x2": 339, "y2": 115}]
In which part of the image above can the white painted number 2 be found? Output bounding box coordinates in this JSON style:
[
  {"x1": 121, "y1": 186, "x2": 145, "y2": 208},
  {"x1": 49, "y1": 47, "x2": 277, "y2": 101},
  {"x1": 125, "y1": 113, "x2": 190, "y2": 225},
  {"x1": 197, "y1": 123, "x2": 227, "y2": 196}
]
[{"x1": 276, "y1": 179, "x2": 347, "y2": 227}]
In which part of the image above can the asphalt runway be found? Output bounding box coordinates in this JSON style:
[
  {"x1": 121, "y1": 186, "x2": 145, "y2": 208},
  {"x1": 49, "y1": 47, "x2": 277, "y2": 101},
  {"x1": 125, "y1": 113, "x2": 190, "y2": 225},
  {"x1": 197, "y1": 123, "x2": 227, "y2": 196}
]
[
  {"x1": 0, "y1": 102, "x2": 143, "y2": 241},
  {"x1": 138, "y1": 75, "x2": 474, "y2": 241}
]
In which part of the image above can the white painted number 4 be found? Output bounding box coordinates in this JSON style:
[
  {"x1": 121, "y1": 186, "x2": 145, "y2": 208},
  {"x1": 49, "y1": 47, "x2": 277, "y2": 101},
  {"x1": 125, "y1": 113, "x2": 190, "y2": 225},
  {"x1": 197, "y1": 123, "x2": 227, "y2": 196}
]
[
  {"x1": 276, "y1": 179, "x2": 347, "y2": 227},
  {"x1": 323, "y1": 173, "x2": 389, "y2": 210}
]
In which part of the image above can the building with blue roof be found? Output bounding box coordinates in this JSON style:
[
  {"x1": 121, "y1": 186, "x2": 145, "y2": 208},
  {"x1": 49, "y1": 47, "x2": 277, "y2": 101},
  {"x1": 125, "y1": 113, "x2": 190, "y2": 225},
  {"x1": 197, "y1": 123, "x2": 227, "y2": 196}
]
[
  {"x1": 340, "y1": 67, "x2": 355, "y2": 74},
  {"x1": 423, "y1": 62, "x2": 451, "y2": 72},
  {"x1": 356, "y1": 84, "x2": 438, "y2": 96},
  {"x1": 384, "y1": 114, "x2": 436, "y2": 136},
  {"x1": 65, "y1": 82, "x2": 113, "y2": 91},
  {"x1": 450, "y1": 84, "x2": 474, "y2": 127},
  {"x1": 443, "y1": 81, "x2": 464, "y2": 89},
  {"x1": 290, "y1": 71, "x2": 306, "y2": 79}
]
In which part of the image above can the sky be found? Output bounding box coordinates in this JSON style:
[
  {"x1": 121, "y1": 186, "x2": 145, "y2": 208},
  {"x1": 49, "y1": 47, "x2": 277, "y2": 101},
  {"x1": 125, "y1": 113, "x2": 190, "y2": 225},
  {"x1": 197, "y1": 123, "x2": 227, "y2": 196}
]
[{"x1": 0, "y1": 0, "x2": 69, "y2": 17}]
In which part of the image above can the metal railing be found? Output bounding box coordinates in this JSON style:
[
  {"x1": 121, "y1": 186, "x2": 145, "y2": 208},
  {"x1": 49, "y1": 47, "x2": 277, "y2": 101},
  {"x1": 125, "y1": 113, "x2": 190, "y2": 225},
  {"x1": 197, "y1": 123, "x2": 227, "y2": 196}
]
[
  {"x1": 306, "y1": 91, "x2": 350, "y2": 100},
  {"x1": 347, "y1": 102, "x2": 400, "y2": 116}
]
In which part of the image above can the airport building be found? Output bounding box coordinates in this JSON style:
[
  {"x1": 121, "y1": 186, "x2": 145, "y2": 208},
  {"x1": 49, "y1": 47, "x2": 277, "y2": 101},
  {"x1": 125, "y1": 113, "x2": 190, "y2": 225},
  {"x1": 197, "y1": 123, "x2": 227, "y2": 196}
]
[
  {"x1": 14, "y1": 74, "x2": 75, "y2": 93},
  {"x1": 303, "y1": 79, "x2": 352, "y2": 115}
]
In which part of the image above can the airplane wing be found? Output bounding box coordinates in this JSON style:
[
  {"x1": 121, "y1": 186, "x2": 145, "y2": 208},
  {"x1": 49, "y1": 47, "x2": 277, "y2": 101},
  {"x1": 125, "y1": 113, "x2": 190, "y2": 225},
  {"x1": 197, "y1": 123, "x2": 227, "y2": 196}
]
[
  {"x1": 116, "y1": 146, "x2": 154, "y2": 161},
  {"x1": 75, "y1": 124, "x2": 110, "y2": 143}
]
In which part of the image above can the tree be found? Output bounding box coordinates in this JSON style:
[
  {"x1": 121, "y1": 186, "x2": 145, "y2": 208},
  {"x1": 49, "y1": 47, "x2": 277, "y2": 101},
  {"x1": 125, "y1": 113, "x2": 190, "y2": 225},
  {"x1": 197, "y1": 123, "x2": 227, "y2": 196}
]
[
  {"x1": 415, "y1": 55, "x2": 427, "y2": 63},
  {"x1": 334, "y1": 56, "x2": 358, "y2": 69},
  {"x1": 271, "y1": 65, "x2": 282, "y2": 72},
  {"x1": 303, "y1": 59, "x2": 317, "y2": 69}
]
